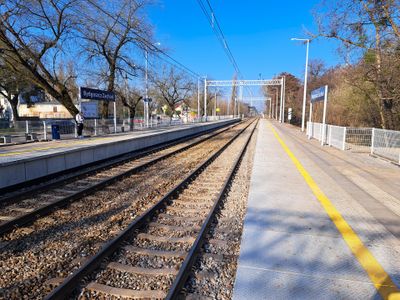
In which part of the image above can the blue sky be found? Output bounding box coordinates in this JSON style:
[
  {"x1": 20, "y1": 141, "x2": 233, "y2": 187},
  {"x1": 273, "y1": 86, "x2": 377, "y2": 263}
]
[{"x1": 147, "y1": 0, "x2": 342, "y2": 81}]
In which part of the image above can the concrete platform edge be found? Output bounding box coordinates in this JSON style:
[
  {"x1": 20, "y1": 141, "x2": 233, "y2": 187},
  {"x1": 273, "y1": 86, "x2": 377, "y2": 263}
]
[{"x1": 0, "y1": 119, "x2": 238, "y2": 189}]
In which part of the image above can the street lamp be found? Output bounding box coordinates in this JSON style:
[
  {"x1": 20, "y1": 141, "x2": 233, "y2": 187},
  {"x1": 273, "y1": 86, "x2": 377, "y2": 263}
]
[
  {"x1": 291, "y1": 37, "x2": 310, "y2": 132},
  {"x1": 145, "y1": 42, "x2": 160, "y2": 127}
]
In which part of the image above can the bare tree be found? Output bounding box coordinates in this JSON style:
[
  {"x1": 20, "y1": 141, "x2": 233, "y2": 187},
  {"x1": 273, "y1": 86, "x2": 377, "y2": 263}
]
[
  {"x1": 313, "y1": 0, "x2": 400, "y2": 129},
  {"x1": 82, "y1": 0, "x2": 153, "y2": 118},
  {"x1": 0, "y1": 0, "x2": 81, "y2": 117},
  {"x1": 0, "y1": 63, "x2": 28, "y2": 121},
  {"x1": 116, "y1": 85, "x2": 142, "y2": 130},
  {"x1": 151, "y1": 68, "x2": 193, "y2": 122}
]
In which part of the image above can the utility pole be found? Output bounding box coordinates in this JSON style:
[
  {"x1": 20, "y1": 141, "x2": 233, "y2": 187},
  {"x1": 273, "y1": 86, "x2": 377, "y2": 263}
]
[
  {"x1": 197, "y1": 78, "x2": 200, "y2": 119},
  {"x1": 145, "y1": 49, "x2": 149, "y2": 127},
  {"x1": 291, "y1": 38, "x2": 310, "y2": 131},
  {"x1": 204, "y1": 77, "x2": 207, "y2": 121},
  {"x1": 214, "y1": 90, "x2": 217, "y2": 117}
]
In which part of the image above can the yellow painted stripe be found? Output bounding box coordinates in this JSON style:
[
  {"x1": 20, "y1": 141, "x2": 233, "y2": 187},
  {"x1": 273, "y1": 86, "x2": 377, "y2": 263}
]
[
  {"x1": 0, "y1": 137, "x2": 110, "y2": 157},
  {"x1": 268, "y1": 123, "x2": 400, "y2": 300}
]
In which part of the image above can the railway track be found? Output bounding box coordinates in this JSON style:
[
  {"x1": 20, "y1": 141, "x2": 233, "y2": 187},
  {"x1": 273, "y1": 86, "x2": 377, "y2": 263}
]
[
  {"x1": 0, "y1": 119, "x2": 255, "y2": 299},
  {"x1": 0, "y1": 122, "x2": 240, "y2": 236},
  {"x1": 44, "y1": 119, "x2": 258, "y2": 299}
]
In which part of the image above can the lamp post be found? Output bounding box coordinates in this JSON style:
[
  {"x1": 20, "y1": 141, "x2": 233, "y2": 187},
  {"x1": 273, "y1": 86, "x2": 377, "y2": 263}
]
[
  {"x1": 204, "y1": 76, "x2": 207, "y2": 121},
  {"x1": 197, "y1": 77, "x2": 200, "y2": 119},
  {"x1": 145, "y1": 42, "x2": 160, "y2": 128},
  {"x1": 145, "y1": 49, "x2": 149, "y2": 127},
  {"x1": 291, "y1": 37, "x2": 310, "y2": 132}
]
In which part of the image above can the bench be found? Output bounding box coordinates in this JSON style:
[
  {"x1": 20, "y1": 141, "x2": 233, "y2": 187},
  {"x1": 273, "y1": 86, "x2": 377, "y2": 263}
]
[
  {"x1": 0, "y1": 135, "x2": 11, "y2": 143},
  {"x1": 25, "y1": 132, "x2": 39, "y2": 141}
]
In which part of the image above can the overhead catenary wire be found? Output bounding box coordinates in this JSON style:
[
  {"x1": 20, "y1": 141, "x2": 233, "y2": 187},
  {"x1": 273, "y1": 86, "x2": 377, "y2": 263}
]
[
  {"x1": 196, "y1": 0, "x2": 242, "y2": 78},
  {"x1": 196, "y1": 0, "x2": 254, "y2": 97}
]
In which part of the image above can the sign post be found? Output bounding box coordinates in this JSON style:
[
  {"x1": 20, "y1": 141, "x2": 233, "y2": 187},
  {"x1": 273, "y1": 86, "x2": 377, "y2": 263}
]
[
  {"x1": 80, "y1": 87, "x2": 116, "y2": 133},
  {"x1": 321, "y1": 85, "x2": 328, "y2": 145},
  {"x1": 310, "y1": 85, "x2": 328, "y2": 145}
]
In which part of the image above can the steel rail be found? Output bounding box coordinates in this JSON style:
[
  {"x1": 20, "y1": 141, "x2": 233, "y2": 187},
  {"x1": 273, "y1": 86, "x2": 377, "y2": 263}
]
[
  {"x1": 0, "y1": 120, "x2": 240, "y2": 206},
  {"x1": 0, "y1": 121, "x2": 242, "y2": 236},
  {"x1": 166, "y1": 118, "x2": 258, "y2": 299},
  {"x1": 44, "y1": 119, "x2": 256, "y2": 300}
]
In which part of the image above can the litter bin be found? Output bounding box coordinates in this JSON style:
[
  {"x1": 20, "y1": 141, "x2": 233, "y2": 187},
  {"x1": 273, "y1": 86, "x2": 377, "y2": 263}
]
[{"x1": 51, "y1": 124, "x2": 60, "y2": 140}]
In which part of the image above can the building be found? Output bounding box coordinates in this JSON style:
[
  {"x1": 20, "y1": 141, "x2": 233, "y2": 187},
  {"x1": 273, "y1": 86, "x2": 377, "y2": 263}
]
[{"x1": 18, "y1": 102, "x2": 72, "y2": 119}]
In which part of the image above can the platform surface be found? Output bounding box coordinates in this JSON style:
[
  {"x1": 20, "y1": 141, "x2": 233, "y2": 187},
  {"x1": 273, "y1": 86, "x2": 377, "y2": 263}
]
[
  {"x1": 233, "y1": 119, "x2": 400, "y2": 300},
  {"x1": 0, "y1": 122, "x2": 219, "y2": 165}
]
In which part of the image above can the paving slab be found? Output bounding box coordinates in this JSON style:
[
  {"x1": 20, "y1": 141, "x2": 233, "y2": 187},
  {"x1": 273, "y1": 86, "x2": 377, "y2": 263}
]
[{"x1": 233, "y1": 119, "x2": 400, "y2": 300}]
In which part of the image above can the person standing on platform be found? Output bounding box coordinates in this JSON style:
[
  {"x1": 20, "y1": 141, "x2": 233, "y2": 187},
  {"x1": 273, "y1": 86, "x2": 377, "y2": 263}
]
[{"x1": 76, "y1": 111, "x2": 85, "y2": 139}]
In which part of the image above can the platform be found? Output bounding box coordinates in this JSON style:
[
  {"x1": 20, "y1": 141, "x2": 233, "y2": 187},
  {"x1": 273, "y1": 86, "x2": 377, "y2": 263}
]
[
  {"x1": 233, "y1": 119, "x2": 400, "y2": 299},
  {"x1": 0, "y1": 119, "x2": 238, "y2": 189}
]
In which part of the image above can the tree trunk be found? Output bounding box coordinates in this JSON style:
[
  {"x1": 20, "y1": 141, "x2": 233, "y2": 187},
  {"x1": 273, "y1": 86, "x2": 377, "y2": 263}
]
[
  {"x1": 101, "y1": 101, "x2": 109, "y2": 119},
  {"x1": 129, "y1": 107, "x2": 135, "y2": 130},
  {"x1": 8, "y1": 94, "x2": 20, "y2": 122},
  {"x1": 59, "y1": 88, "x2": 79, "y2": 118},
  {"x1": 103, "y1": 66, "x2": 116, "y2": 119},
  {"x1": 374, "y1": 24, "x2": 394, "y2": 129}
]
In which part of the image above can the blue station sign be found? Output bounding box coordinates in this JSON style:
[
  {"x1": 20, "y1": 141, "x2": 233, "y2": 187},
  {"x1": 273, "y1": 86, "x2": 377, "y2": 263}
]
[
  {"x1": 80, "y1": 87, "x2": 115, "y2": 102},
  {"x1": 311, "y1": 86, "x2": 326, "y2": 103}
]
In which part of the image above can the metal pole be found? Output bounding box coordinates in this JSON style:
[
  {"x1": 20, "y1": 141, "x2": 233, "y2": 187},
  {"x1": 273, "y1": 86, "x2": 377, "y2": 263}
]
[
  {"x1": 269, "y1": 98, "x2": 272, "y2": 118},
  {"x1": 214, "y1": 90, "x2": 217, "y2": 117},
  {"x1": 282, "y1": 76, "x2": 286, "y2": 123},
  {"x1": 370, "y1": 128, "x2": 375, "y2": 155},
  {"x1": 113, "y1": 101, "x2": 117, "y2": 133},
  {"x1": 204, "y1": 78, "x2": 207, "y2": 121},
  {"x1": 145, "y1": 50, "x2": 149, "y2": 128},
  {"x1": 143, "y1": 99, "x2": 146, "y2": 128},
  {"x1": 275, "y1": 88, "x2": 279, "y2": 120},
  {"x1": 321, "y1": 85, "x2": 328, "y2": 146},
  {"x1": 197, "y1": 78, "x2": 200, "y2": 119},
  {"x1": 279, "y1": 78, "x2": 284, "y2": 122},
  {"x1": 308, "y1": 102, "x2": 313, "y2": 139},
  {"x1": 94, "y1": 118, "x2": 97, "y2": 136},
  {"x1": 43, "y1": 121, "x2": 47, "y2": 140},
  {"x1": 239, "y1": 84, "x2": 243, "y2": 118},
  {"x1": 78, "y1": 87, "x2": 82, "y2": 111},
  {"x1": 234, "y1": 96, "x2": 237, "y2": 118},
  {"x1": 301, "y1": 40, "x2": 310, "y2": 132}
]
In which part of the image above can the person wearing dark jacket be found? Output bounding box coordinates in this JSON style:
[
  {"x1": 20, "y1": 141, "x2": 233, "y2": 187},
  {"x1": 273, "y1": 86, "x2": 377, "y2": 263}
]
[{"x1": 75, "y1": 112, "x2": 84, "y2": 138}]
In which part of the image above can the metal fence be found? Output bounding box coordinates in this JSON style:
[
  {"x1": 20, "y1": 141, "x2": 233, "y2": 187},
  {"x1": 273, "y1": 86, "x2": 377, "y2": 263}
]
[
  {"x1": 372, "y1": 128, "x2": 400, "y2": 163},
  {"x1": 345, "y1": 127, "x2": 372, "y2": 152},
  {"x1": 326, "y1": 124, "x2": 346, "y2": 150},
  {"x1": 0, "y1": 115, "x2": 236, "y2": 144},
  {"x1": 307, "y1": 122, "x2": 400, "y2": 164}
]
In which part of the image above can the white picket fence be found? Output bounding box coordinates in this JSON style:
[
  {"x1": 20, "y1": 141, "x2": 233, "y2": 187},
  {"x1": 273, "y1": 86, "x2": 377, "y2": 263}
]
[{"x1": 307, "y1": 122, "x2": 400, "y2": 164}]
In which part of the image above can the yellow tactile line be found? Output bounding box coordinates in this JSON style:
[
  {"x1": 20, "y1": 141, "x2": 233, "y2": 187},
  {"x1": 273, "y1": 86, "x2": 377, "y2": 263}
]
[
  {"x1": 268, "y1": 123, "x2": 400, "y2": 300},
  {"x1": 0, "y1": 137, "x2": 110, "y2": 157}
]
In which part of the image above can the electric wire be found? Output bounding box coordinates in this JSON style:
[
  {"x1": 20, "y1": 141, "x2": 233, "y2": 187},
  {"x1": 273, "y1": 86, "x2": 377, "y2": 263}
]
[{"x1": 196, "y1": 0, "x2": 254, "y2": 98}]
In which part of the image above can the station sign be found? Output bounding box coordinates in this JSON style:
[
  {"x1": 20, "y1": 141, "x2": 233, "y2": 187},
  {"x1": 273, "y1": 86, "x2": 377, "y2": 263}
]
[
  {"x1": 311, "y1": 86, "x2": 326, "y2": 103},
  {"x1": 80, "y1": 87, "x2": 115, "y2": 102},
  {"x1": 81, "y1": 101, "x2": 99, "y2": 119}
]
